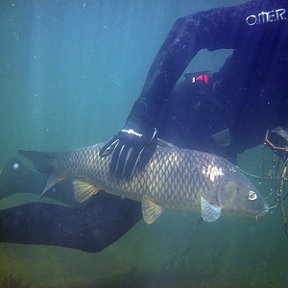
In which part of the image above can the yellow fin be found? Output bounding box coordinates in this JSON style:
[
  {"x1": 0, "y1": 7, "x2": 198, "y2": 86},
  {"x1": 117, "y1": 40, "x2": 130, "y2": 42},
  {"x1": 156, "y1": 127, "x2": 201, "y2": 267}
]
[
  {"x1": 73, "y1": 179, "x2": 101, "y2": 203},
  {"x1": 142, "y1": 195, "x2": 163, "y2": 224}
]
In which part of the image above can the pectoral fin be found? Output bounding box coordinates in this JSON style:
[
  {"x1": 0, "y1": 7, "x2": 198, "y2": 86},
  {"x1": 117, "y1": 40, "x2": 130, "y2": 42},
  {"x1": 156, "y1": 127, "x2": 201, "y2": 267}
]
[
  {"x1": 73, "y1": 179, "x2": 101, "y2": 203},
  {"x1": 142, "y1": 195, "x2": 163, "y2": 224},
  {"x1": 201, "y1": 196, "x2": 221, "y2": 222}
]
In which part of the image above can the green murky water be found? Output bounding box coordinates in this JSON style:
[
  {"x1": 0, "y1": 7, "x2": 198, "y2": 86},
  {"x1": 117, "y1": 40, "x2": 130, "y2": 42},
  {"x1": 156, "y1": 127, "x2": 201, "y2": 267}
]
[{"x1": 0, "y1": 0, "x2": 287, "y2": 287}]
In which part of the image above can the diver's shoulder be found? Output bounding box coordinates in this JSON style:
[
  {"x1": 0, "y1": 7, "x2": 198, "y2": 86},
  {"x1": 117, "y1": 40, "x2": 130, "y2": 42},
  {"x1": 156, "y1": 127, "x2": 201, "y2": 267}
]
[
  {"x1": 252, "y1": 0, "x2": 288, "y2": 12},
  {"x1": 215, "y1": 0, "x2": 288, "y2": 15}
]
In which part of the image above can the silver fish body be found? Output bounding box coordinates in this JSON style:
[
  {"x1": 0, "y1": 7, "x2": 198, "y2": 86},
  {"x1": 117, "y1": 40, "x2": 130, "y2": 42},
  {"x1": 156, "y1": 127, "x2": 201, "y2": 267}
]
[{"x1": 19, "y1": 141, "x2": 269, "y2": 223}]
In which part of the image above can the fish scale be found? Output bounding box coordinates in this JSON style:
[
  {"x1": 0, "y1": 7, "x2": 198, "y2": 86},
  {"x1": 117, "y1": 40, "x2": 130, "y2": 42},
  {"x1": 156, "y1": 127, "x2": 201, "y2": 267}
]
[
  {"x1": 19, "y1": 141, "x2": 269, "y2": 223},
  {"x1": 53, "y1": 144, "x2": 232, "y2": 209}
]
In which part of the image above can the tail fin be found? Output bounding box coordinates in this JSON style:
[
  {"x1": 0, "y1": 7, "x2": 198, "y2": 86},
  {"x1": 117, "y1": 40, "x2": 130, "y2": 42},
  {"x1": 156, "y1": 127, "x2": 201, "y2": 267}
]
[
  {"x1": 18, "y1": 150, "x2": 56, "y2": 174},
  {"x1": 18, "y1": 150, "x2": 64, "y2": 197}
]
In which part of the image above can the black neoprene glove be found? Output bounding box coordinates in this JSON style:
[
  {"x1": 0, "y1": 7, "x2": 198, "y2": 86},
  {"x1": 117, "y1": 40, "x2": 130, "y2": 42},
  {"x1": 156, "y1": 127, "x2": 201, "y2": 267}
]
[{"x1": 99, "y1": 119, "x2": 157, "y2": 178}]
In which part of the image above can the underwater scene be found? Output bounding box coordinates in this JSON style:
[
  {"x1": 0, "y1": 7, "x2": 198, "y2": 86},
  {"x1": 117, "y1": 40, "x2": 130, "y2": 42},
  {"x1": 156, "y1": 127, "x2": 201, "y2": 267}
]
[{"x1": 1, "y1": 0, "x2": 288, "y2": 287}]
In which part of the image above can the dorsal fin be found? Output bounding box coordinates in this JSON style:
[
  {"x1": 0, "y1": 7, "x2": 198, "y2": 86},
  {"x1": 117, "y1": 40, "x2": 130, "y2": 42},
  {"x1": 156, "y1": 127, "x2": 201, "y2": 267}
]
[{"x1": 156, "y1": 138, "x2": 177, "y2": 149}]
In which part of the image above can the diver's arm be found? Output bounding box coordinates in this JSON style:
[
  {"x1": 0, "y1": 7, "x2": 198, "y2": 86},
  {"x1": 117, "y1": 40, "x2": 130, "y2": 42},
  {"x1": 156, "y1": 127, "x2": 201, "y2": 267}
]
[
  {"x1": 100, "y1": 0, "x2": 264, "y2": 177},
  {"x1": 131, "y1": 0, "x2": 262, "y2": 126}
]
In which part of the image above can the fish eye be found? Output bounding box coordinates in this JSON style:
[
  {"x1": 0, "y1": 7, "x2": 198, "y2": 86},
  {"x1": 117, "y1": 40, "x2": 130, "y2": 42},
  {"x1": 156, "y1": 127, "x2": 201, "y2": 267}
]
[{"x1": 248, "y1": 190, "x2": 257, "y2": 201}]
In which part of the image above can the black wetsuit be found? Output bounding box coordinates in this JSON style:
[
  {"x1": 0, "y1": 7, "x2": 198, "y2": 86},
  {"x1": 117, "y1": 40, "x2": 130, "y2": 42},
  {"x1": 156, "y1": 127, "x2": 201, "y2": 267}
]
[
  {"x1": 0, "y1": 194, "x2": 141, "y2": 252},
  {"x1": 135, "y1": 0, "x2": 288, "y2": 155},
  {"x1": 1, "y1": 0, "x2": 288, "y2": 252},
  {"x1": 0, "y1": 161, "x2": 141, "y2": 252}
]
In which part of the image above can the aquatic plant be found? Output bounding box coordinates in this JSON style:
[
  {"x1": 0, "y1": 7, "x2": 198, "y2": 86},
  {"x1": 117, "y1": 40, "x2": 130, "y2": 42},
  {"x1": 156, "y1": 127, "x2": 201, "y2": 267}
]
[{"x1": 0, "y1": 273, "x2": 30, "y2": 288}]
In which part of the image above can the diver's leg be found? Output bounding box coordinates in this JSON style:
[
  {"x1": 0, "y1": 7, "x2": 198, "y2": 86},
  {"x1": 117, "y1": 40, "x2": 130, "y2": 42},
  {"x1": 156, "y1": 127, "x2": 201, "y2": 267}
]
[
  {"x1": 0, "y1": 159, "x2": 142, "y2": 251},
  {"x1": 0, "y1": 193, "x2": 142, "y2": 252}
]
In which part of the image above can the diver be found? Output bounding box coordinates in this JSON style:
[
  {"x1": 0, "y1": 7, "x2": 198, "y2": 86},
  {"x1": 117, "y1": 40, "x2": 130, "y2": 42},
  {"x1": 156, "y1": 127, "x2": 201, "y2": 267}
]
[
  {"x1": 0, "y1": 72, "x2": 240, "y2": 252},
  {"x1": 1, "y1": 0, "x2": 288, "y2": 252},
  {"x1": 0, "y1": 72, "x2": 286, "y2": 251},
  {"x1": 100, "y1": 0, "x2": 288, "y2": 178}
]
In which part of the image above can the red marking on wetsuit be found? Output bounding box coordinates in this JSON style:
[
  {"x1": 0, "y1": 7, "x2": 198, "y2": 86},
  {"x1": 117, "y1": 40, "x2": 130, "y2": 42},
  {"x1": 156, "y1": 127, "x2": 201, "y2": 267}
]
[{"x1": 196, "y1": 74, "x2": 209, "y2": 84}]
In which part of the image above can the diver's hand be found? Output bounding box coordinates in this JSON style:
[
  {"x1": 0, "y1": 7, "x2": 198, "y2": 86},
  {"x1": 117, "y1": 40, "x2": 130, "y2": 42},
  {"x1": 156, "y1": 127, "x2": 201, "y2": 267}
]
[{"x1": 99, "y1": 120, "x2": 157, "y2": 178}]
